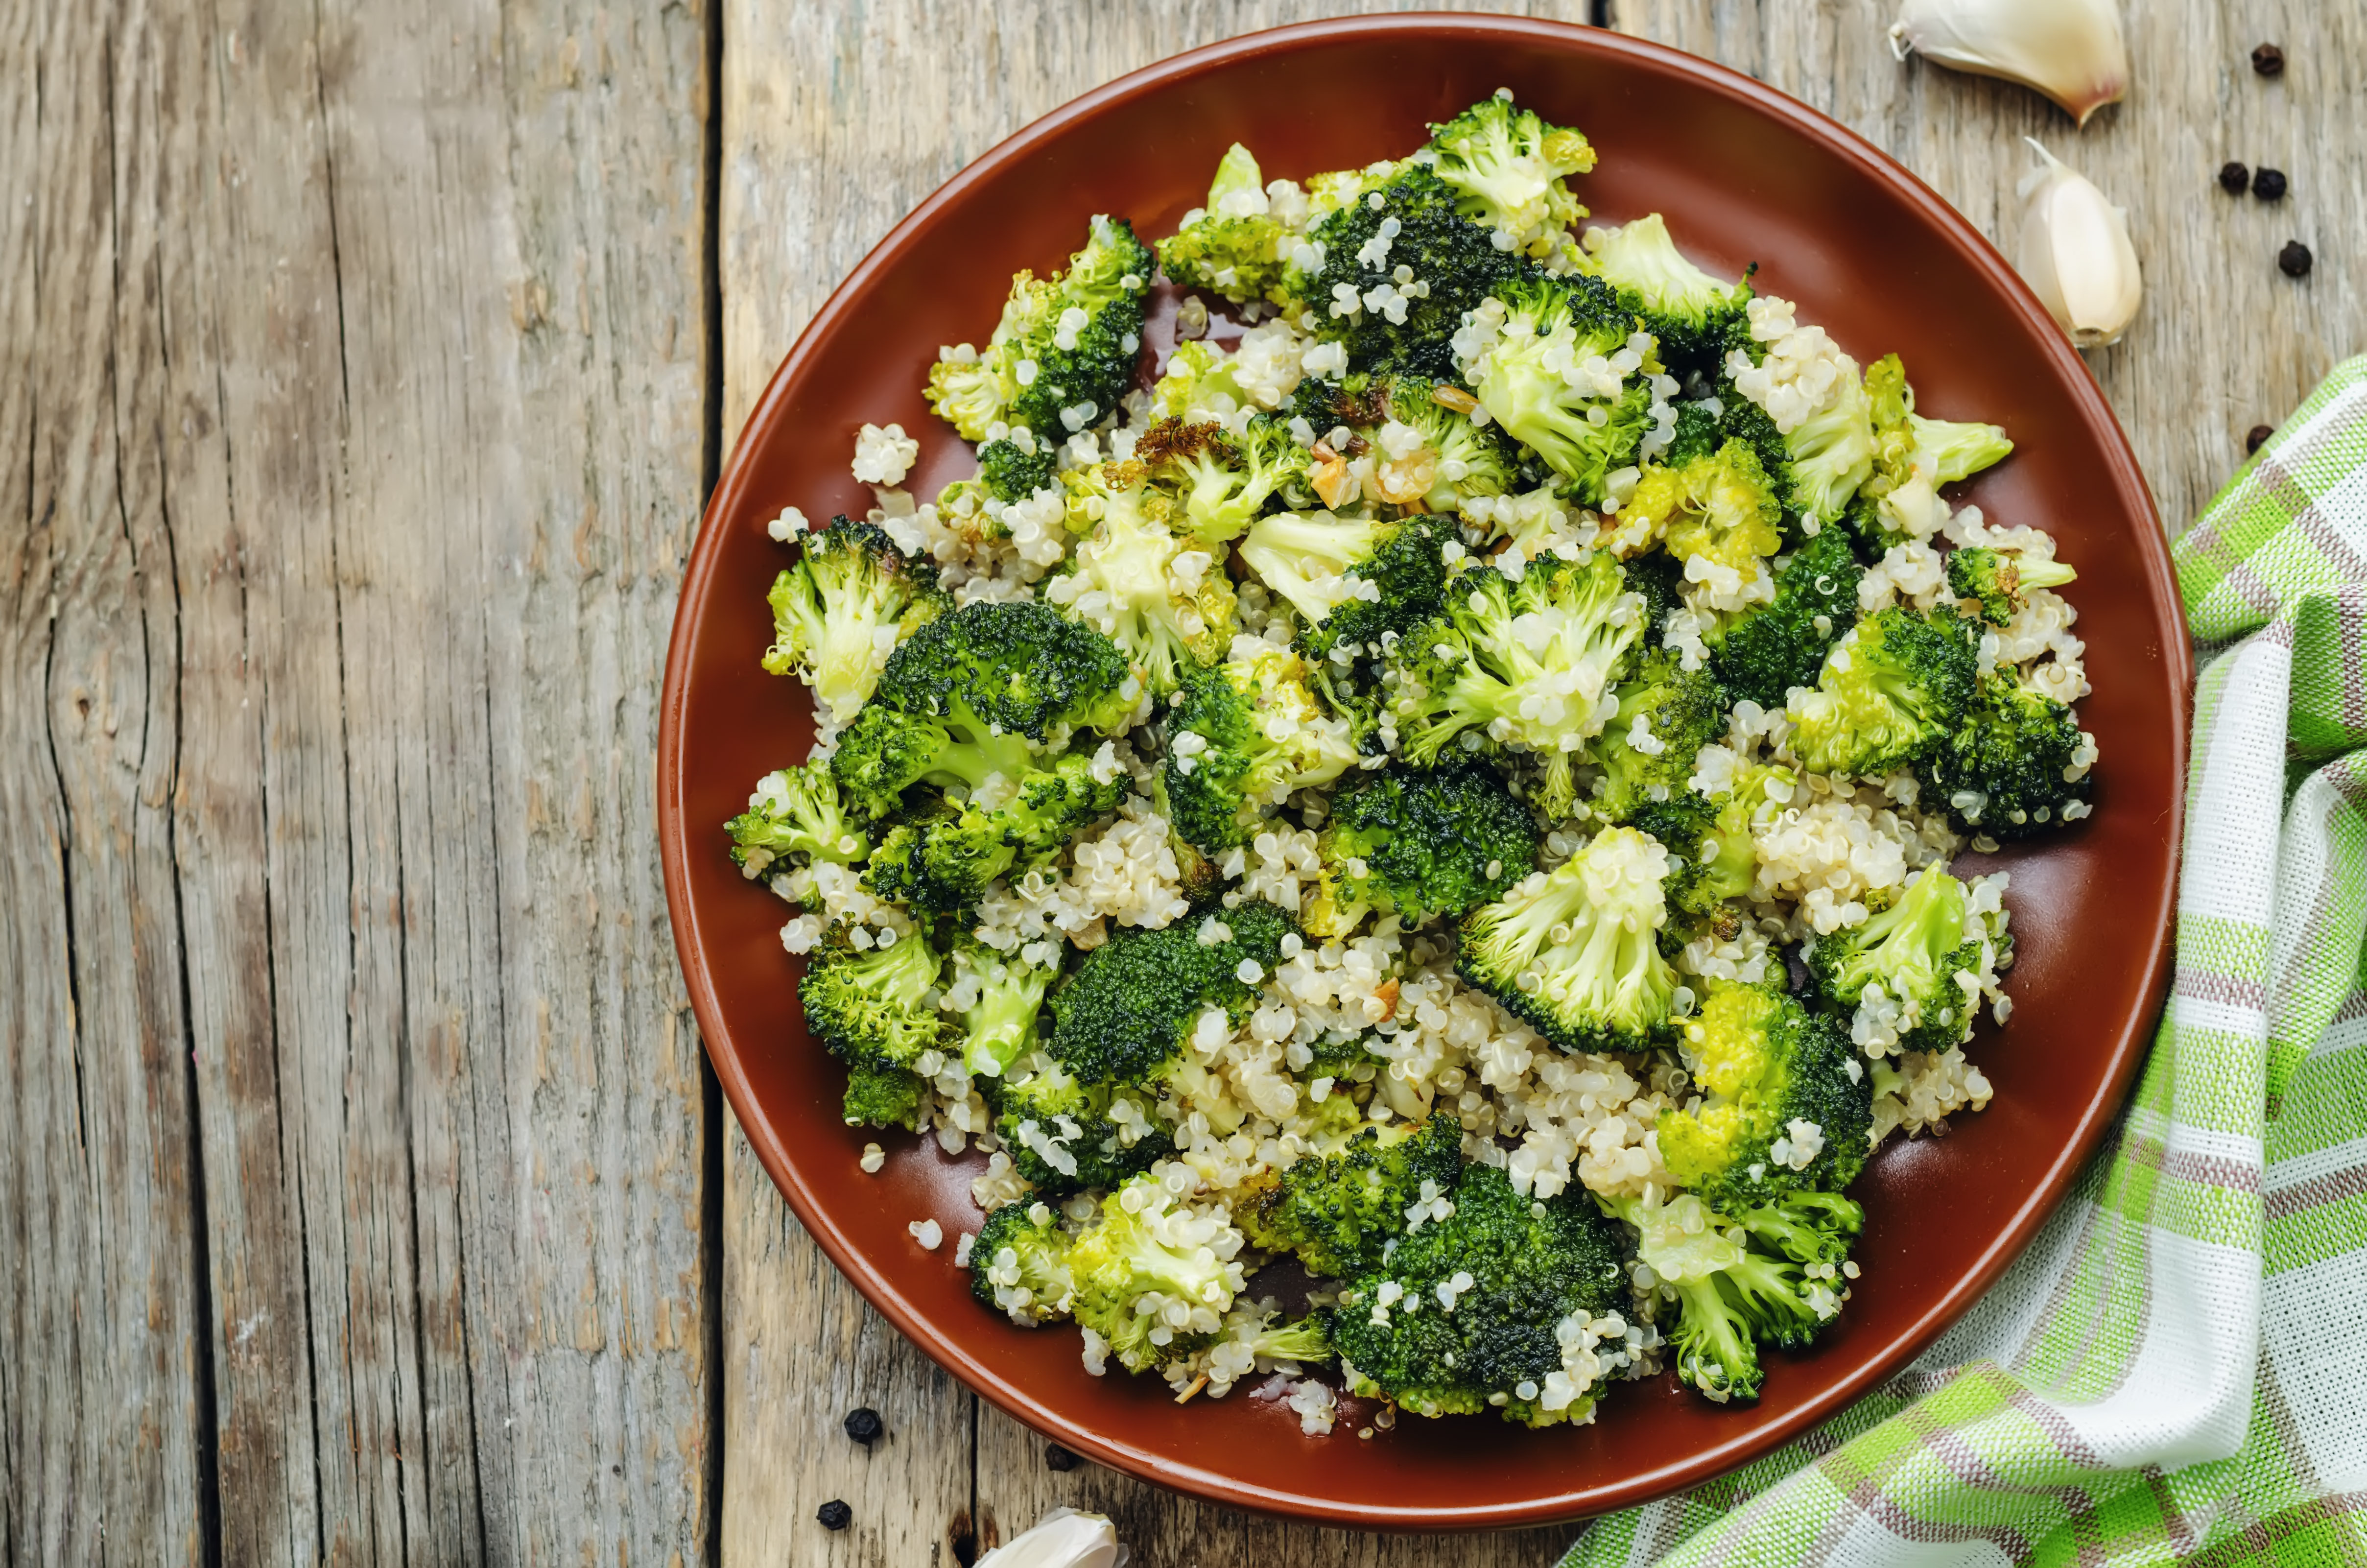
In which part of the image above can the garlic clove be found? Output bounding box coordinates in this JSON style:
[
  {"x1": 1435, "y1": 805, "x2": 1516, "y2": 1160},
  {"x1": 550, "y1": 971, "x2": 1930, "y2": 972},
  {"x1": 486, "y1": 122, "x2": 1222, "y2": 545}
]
[
  {"x1": 1890, "y1": 0, "x2": 2129, "y2": 126},
  {"x1": 973, "y1": 1507, "x2": 1127, "y2": 1568},
  {"x1": 2015, "y1": 139, "x2": 2142, "y2": 349}
]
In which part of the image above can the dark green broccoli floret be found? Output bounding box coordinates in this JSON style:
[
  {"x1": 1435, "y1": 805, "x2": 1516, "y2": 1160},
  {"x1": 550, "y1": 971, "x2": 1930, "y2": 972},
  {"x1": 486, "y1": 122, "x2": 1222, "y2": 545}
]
[
  {"x1": 975, "y1": 436, "x2": 1057, "y2": 503},
  {"x1": 1048, "y1": 462, "x2": 1239, "y2": 694},
  {"x1": 865, "y1": 748, "x2": 1125, "y2": 913},
  {"x1": 925, "y1": 214, "x2": 1153, "y2": 442},
  {"x1": 762, "y1": 514, "x2": 947, "y2": 724},
  {"x1": 970, "y1": 1200, "x2": 1077, "y2": 1325},
  {"x1": 1287, "y1": 163, "x2": 1527, "y2": 381},
  {"x1": 1590, "y1": 651, "x2": 1730, "y2": 825},
  {"x1": 1627, "y1": 762, "x2": 1793, "y2": 927},
  {"x1": 1302, "y1": 759, "x2": 1538, "y2": 937},
  {"x1": 1423, "y1": 96, "x2": 1595, "y2": 258},
  {"x1": 1710, "y1": 526, "x2": 1864, "y2": 707},
  {"x1": 1600, "y1": 1186, "x2": 1847, "y2": 1404},
  {"x1": 1946, "y1": 546, "x2": 2078, "y2": 628},
  {"x1": 841, "y1": 1062, "x2": 926, "y2": 1131},
  {"x1": 1136, "y1": 415, "x2": 1301, "y2": 547},
  {"x1": 1237, "y1": 509, "x2": 1456, "y2": 665},
  {"x1": 828, "y1": 598, "x2": 1136, "y2": 819},
  {"x1": 1331, "y1": 1163, "x2": 1633, "y2": 1426},
  {"x1": 989, "y1": 1059, "x2": 1164, "y2": 1196},
  {"x1": 1916, "y1": 670, "x2": 2094, "y2": 839},
  {"x1": 1383, "y1": 551, "x2": 1646, "y2": 819},
  {"x1": 1156, "y1": 143, "x2": 1296, "y2": 308},
  {"x1": 1655, "y1": 979, "x2": 1873, "y2": 1210},
  {"x1": 1457, "y1": 826, "x2": 1678, "y2": 1052},
  {"x1": 953, "y1": 944, "x2": 1058, "y2": 1080},
  {"x1": 1456, "y1": 274, "x2": 1657, "y2": 506},
  {"x1": 1046, "y1": 901, "x2": 1297, "y2": 1084},
  {"x1": 798, "y1": 923, "x2": 957, "y2": 1072},
  {"x1": 726, "y1": 760, "x2": 871, "y2": 877},
  {"x1": 1067, "y1": 1172, "x2": 1249, "y2": 1373},
  {"x1": 1805, "y1": 866, "x2": 1992, "y2": 1054},
  {"x1": 1236, "y1": 1111, "x2": 1463, "y2": 1278},
  {"x1": 1785, "y1": 606, "x2": 1978, "y2": 778},
  {"x1": 1735, "y1": 1188, "x2": 1865, "y2": 1271},
  {"x1": 1581, "y1": 214, "x2": 1753, "y2": 382},
  {"x1": 1163, "y1": 644, "x2": 1358, "y2": 854},
  {"x1": 1624, "y1": 548, "x2": 1685, "y2": 639}
]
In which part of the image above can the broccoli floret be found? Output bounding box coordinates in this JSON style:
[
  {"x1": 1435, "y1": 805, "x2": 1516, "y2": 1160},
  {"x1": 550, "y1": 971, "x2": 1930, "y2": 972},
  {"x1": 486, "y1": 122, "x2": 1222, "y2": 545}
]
[
  {"x1": 1236, "y1": 1111, "x2": 1463, "y2": 1278},
  {"x1": 952, "y1": 943, "x2": 1058, "y2": 1080},
  {"x1": 1735, "y1": 1188, "x2": 1865, "y2": 1271},
  {"x1": 1656, "y1": 980, "x2": 1873, "y2": 1209},
  {"x1": 1780, "y1": 364, "x2": 1877, "y2": 526},
  {"x1": 1423, "y1": 96, "x2": 1595, "y2": 258},
  {"x1": 1709, "y1": 526, "x2": 1864, "y2": 708},
  {"x1": 828, "y1": 598, "x2": 1136, "y2": 818},
  {"x1": 1237, "y1": 509, "x2": 1455, "y2": 665},
  {"x1": 1580, "y1": 214, "x2": 1752, "y2": 380},
  {"x1": 841, "y1": 1061, "x2": 927, "y2": 1131},
  {"x1": 1045, "y1": 464, "x2": 1237, "y2": 694},
  {"x1": 975, "y1": 436, "x2": 1057, "y2": 503},
  {"x1": 1046, "y1": 901, "x2": 1296, "y2": 1085},
  {"x1": 1946, "y1": 546, "x2": 2078, "y2": 628},
  {"x1": 1163, "y1": 644, "x2": 1358, "y2": 853},
  {"x1": 1806, "y1": 865, "x2": 1990, "y2": 1054},
  {"x1": 1600, "y1": 1185, "x2": 1846, "y2": 1403},
  {"x1": 1913, "y1": 413, "x2": 2014, "y2": 486},
  {"x1": 726, "y1": 760, "x2": 871, "y2": 878},
  {"x1": 1784, "y1": 606, "x2": 1978, "y2": 778},
  {"x1": 1628, "y1": 762, "x2": 1793, "y2": 927},
  {"x1": 1383, "y1": 551, "x2": 1647, "y2": 818},
  {"x1": 1288, "y1": 163, "x2": 1527, "y2": 381},
  {"x1": 1917, "y1": 670, "x2": 2094, "y2": 838},
  {"x1": 869, "y1": 748, "x2": 1127, "y2": 913},
  {"x1": 1068, "y1": 1172, "x2": 1250, "y2": 1373},
  {"x1": 1294, "y1": 374, "x2": 1522, "y2": 516},
  {"x1": 1157, "y1": 143, "x2": 1298, "y2": 307},
  {"x1": 762, "y1": 514, "x2": 947, "y2": 724},
  {"x1": 990, "y1": 1059, "x2": 1165, "y2": 1196},
  {"x1": 1590, "y1": 651, "x2": 1731, "y2": 825},
  {"x1": 970, "y1": 1200, "x2": 1077, "y2": 1325},
  {"x1": 1302, "y1": 759, "x2": 1538, "y2": 937},
  {"x1": 925, "y1": 214, "x2": 1153, "y2": 442},
  {"x1": 1135, "y1": 415, "x2": 1300, "y2": 546},
  {"x1": 1149, "y1": 338, "x2": 1259, "y2": 423},
  {"x1": 1455, "y1": 275, "x2": 1658, "y2": 506},
  {"x1": 1237, "y1": 1312, "x2": 1333, "y2": 1367},
  {"x1": 1621, "y1": 438, "x2": 1782, "y2": 575},
  {"x1": 1331, "y1": 1163, "x2": 1633, "y2": 1426},
  {"x1": 798, "y1": 923, "x2": 957, "y2": 1071},
  {"x1": 1457, "y1": 826, "x2": 1678, "y2": 1052}
]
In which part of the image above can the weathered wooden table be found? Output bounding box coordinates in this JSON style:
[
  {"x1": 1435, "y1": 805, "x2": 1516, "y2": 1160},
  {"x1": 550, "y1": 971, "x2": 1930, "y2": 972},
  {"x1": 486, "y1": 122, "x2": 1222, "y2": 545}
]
[{"x1": 7, "y1": 0, "x2": 2356, "y2": 1562}]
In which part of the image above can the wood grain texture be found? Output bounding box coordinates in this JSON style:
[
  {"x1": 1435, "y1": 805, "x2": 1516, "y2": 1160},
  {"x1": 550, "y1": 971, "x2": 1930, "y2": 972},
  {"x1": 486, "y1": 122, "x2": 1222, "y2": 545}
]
[
  {"x1": 3, "y1": 0, "x2": 716, "y2": 1561},
  {"x1": 1611, "y1": 0, "x2": 2366, "y2": 535}
]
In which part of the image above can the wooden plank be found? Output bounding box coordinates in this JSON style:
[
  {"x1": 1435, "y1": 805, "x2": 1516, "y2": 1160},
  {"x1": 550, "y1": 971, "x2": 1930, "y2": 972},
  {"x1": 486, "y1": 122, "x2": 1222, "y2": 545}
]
[
  {"x1": 0, "y1": 0, "x2": 207, "y2": 1560},
  {"x1": 716, "y1": 4, "x2": 1594, "y2": 1565},
  {"x1": 1610, "y1": 0, "x2": 2367, "y2": 533}
]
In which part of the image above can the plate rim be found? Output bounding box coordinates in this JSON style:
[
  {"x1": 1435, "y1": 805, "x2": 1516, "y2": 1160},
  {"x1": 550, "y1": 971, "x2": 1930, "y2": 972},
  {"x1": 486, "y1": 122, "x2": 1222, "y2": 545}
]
[{"x1": 660, "y1": 10, "x2": 2192, "y2": 1529}]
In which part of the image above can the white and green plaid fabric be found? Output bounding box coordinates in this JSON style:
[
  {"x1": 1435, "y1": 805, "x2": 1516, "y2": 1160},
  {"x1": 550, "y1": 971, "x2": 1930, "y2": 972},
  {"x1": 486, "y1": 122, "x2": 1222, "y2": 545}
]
[{"x1": 1566, "y1": 356, "x2": 2367, "y2": 1568}]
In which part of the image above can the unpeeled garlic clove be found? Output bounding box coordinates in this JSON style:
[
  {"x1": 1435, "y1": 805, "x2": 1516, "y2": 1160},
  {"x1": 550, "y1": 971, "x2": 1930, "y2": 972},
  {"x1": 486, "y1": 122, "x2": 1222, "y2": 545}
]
[
  {"x1": 974, "y1": 1507, "x2": 1127, "y2": 1568},
  {"x1": 2015, "y1": 139, "x2": 2142, "y2": 349},
  {"x1": 1890, "y1": 0, "x2": 2129, "y2": 126}
]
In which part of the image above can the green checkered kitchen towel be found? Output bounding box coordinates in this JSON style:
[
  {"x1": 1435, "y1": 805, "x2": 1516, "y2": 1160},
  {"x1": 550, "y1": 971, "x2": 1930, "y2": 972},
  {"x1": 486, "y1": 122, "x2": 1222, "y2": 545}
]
[{"x1": 1566, "y1": 356, "x2": 2367, "y2": 1568}]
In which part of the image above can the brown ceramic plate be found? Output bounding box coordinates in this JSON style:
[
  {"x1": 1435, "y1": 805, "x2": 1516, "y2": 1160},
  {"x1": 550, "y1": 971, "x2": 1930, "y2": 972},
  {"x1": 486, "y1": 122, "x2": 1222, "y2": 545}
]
[{"x1": 659, "y1": 14, "x2": 2189, "y2": 1530}]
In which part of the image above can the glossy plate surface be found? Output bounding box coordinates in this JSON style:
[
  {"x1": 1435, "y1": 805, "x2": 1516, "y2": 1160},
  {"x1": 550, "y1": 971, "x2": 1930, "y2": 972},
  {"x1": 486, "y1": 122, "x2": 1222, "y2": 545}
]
[{"x1": 658, "y1": 15, "x2": 2190, "y2": 1529}]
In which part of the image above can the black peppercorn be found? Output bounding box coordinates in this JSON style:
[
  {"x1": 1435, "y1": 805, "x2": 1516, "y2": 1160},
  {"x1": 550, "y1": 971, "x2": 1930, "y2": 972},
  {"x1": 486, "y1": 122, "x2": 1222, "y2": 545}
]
[
  {"x1": 1045, "y1": 1443, "x2": 1080, "y2": 1472},
  {"x1": 817, "y1": 1500, "x2": 853, "y2": 1531},
  {"x1": 2246, "y1": 425, "x2": 2274, "y2": 454},
  {"x1": 2279, "y1": 240, "x2": 2314, "y2": 278},
  {"x1": 2253, "y1": 167, "x2": 2288, "y2": 201},
  {"x1": 2252, "y1": 43, "x2": 2284, "y2": 76},
  {"x1": 843, "y1": 1407, "x2": 884, "y2": 1444},
  {"x1": 2218, "y1": 161, "x2": 2250, "y2": 194}
]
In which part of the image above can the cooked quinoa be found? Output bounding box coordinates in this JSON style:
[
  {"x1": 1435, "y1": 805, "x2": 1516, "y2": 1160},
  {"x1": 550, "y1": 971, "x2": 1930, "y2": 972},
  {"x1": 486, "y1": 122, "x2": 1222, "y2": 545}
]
[{"x1": 732, "y1": 92, "x2": 2097, "y2": 1430}]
